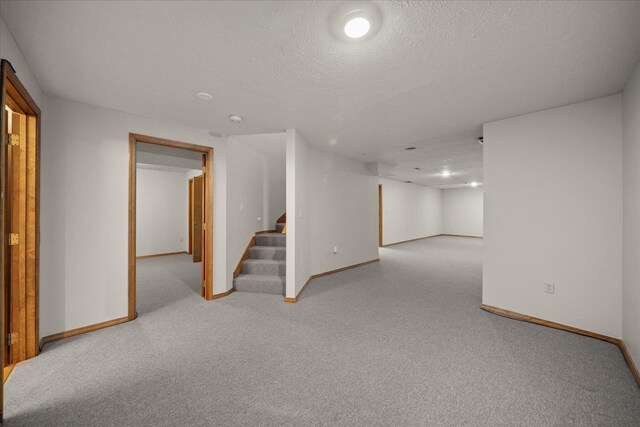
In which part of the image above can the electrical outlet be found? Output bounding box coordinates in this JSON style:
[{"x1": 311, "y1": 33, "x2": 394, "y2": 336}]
[
  {"x1": 544, "y1": 282, "x2": 555, "y2": 294},
  {"x1": 333, "y1": 245, "x2": 338, "y2": 254}
]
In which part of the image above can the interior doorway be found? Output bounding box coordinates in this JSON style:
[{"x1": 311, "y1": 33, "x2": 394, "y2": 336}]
[
  {"x1": 128, "y1": 134, "x2": 214, "y2": 320},
  {"x1": 0, "y1": 59, "x2": 41, "y2": 417}
]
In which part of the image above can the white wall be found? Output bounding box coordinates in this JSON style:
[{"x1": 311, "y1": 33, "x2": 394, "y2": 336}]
[
  {"x1": 41, "y1": 95, "x2": 227, "y2": 337},
  {"x1": 442, "y1": 187, "x2": 484, "y2": 237},
  {"x1": 286, "y1": 130, "x2": 310, "y2": 299},
  {"x1": 379, "y1": 178, "x2": 443, "y2": 245},
  {"x1": 309, "y1": 149, "x2": 378, "y2": 275},
  {"x1": 136, "y1": 167, "x2": 200, "y2": 257},
  {"x1": 226, "y1": 138, "x2": 265, "y2": 289},
  {"x1": 233, "y1": 133, "x2": 286, "y2": 228},
  {"x1": 286, "y1": 131, "x2": 378, "y2": 299},
  {"x1": 0, "y1": 16, "x2": 44, "y2": 107},
  {"x1": 483, "y1": 94, "x2": 623, "y2": 338},
  {"x1": 622, "y1": 62, "x2": 640, "y2": 369}
]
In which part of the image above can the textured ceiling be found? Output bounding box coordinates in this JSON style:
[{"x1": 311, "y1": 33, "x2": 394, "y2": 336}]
[
  {"x1": 2, "y1": 0, "x2": 640, "y2": 172},
  {"x1": 376, "y1": 132, "x2": 483, "y2": 188}
]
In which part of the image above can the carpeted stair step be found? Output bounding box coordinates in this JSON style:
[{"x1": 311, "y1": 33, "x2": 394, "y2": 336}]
[
  {"x1": 234, "y1": 274, "x2": 285, "y2": 295},
  {"x1": 242, "y1": 259, "x2": 286, "y2": 276},
  {"x1": 275, "y1": 223, "x2": 285, "y2": 233},
  {"x1": 256, "y1": 233, "x2": 286, "y2": 247},
  {"x1": 249, "y1": 246, "x2": 286, "y2": 260}
]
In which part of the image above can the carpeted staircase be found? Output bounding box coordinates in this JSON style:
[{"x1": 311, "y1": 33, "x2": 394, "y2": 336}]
[{"x1": 234, "y1": 222, "x2": 286, "y2": 295}]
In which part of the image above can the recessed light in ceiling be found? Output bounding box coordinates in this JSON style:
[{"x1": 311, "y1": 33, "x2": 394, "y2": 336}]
[
  {"x1": 405, "y1": 147, "x2": 416, "y2": 151},
  {"x1": 470, "y1": 181, "x2": 480, "y2": 187},
  {"x1": 405, "y1": 180, "x2": 413, "y2": 184},
  {"x1": 328, "y1": 138, "x2": 338, "y2": 146},
  {"x1": 196, "y1": 92, "x2": 213, "y2": 101},
  {"x1": 441, "y1": 170, "x2": 452, "y2": 177},
  {"x1": 344, "y1": 17, "x2": 370, "y2": 38},
  {"x1": 414, "y1": 167, "x2": 421, "y2": 171},
  {"x1": 228, "y1": 114, "x2": 243, "y2": 123}
]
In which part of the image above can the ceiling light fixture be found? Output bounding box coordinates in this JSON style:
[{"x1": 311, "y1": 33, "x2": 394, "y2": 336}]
[
  {"x1": 196, "y1": 92, "x2": 213, "y2": 101},
  {"x1": 344, "y1": 17, "x2": 370, "y2": 38},
  {"x1": 228, "y1": 114, "x2": 243, "y2": 123},
  {"x1": 441, "y1": 170, "x2": 452, "y2": 177},
  {"x1": 328, "y1": 138, "x2": 338, "y2": 146},
  {"x1": 470, "y1": 181, "x2": 479, "y2": 187}
]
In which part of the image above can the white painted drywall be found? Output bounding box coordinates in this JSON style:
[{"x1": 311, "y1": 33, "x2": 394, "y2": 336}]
[
  {"x1": 41, "y1": 95, "x2": 227, "y2": 337},
  {"x1": 622, "y1": 62, "x2": 640, "y2": 369},
  {"x1": 442, "y1": 187, "x2": 484, "y2": 237},
  {"x1": 226, "y1": 138, "x2": 265, "y2": 289},
  {"x1": 483, "y1": 94, "x2": 623, "y2": 338},
  {"x1": 0, "y1": 16, "x2": 44, "y2": 107},
  {"x1": 286, "y1": 129, "x2": 311, "y2": 299},
  {"x1": 233, "y1": 133, "x2": 286, "y2": 227},
  {"x1": 379, "y1": 178, "x2": 443, "y2": 245},
  {"x1": 309, "y1": 149, "x2": 378, "y2": 275},
  {"x1": 136, "y1": 167, "x2": 200, "y2": 257}
]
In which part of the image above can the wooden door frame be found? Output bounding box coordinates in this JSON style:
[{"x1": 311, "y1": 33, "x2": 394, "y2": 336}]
[
  {"x1": 188, "y1": 178, "x2": 193, "y2": 255},
  {"x1": 1, "y1": 59, "x2": 41, "y2": 418},
  {"x1": 378, "y1": 184, "x2": 383, "y2": 247},
  {"x1": 128, "y1": 133, "x2": 214, "y2": 320}
]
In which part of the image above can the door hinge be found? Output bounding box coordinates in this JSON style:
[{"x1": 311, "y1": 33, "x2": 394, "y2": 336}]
[
  {"x1": 8, "y1": 233, "x2": 19, "y2": 246},
  {"x1": 8, "y1": 133, "x2": 20, "y2": 147},
  {"x1": 7, "y1": 332, "x2": 18, "y2": 346}
]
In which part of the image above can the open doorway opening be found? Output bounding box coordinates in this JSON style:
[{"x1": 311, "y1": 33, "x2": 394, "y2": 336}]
[
  {"x1": 128, "y1": 134, "x2": 213, "y2": 320},
  {"x1": 1, "y1": 59, "x2": 41, "y2": 414}
]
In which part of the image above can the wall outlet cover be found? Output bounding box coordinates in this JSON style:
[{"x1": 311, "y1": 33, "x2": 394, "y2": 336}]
[{"x1": 544, "y1": 282, "x2": 555, "y2": 294}]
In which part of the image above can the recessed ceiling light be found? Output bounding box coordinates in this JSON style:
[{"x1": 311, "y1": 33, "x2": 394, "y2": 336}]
[
  {"x1": 405, "y1": 147, "x2": 416, "y2": 151},
  {"x1": 228, "y1": 114, "x2": 243, "y2": 123},
  {"x1": 470, "y1": 181, "x2": 479, "y2": 187},
  {"x1": 405, "y1": 180, "x2": 413, "y2": 184},
  {"x1": 441, "y1": 170, "x2": 452, "y2": 177},
  {"x1": 328, "y1": 138, "x2": 338, "y2": 146},
  {"x1": 344, "y1": 17, "x2": 370, "y2": 38},
  {"x1": 196, "y1": 92, "x2": 213, "y2": 101},
  {"x1": 414, "y1": 167, "x2": 421, "y2": 171}
]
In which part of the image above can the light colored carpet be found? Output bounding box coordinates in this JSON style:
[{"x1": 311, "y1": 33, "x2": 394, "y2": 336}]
[{"x1": 4, "y1": 237, "x2": 640, "y2": 425}]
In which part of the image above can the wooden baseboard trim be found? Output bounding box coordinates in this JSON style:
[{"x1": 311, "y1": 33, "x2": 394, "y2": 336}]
[
  {"x1": 480, "y1": 304, "x2": 620, "y2": 344},
  {"x1": 39, "y1": 316, "x2": 130, "y2": 350},
  {"x1": 382, "y1": 234, "x2": 483, "y2": 247},
  {"x1": 255, "y1": 229, "x2": 276, "y2": 235},
  {"x1": 3, "y1": 363, "x2": 16, "y2": 384},
  {"x1": 284, "y1": 259, "x2": 380, "y2": 303},
  {"x1": 481, "y1": 304, "x2": 640, "y2": 388},
  {"x1": 619, "y1": 341, "x2": 640, "y2": 387},
  {"x1": 233, "y1": 236, "x2": 256, "y2": 279},
  {"x1": 382, "y1": 235, "x2": 439, "y2": 247},
  {"x1": 208, "y1": 288, "x2": 234, "y2": 300},
  {"x1": 136, "y1": 251, "x2": 187, "y2": 260}
]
